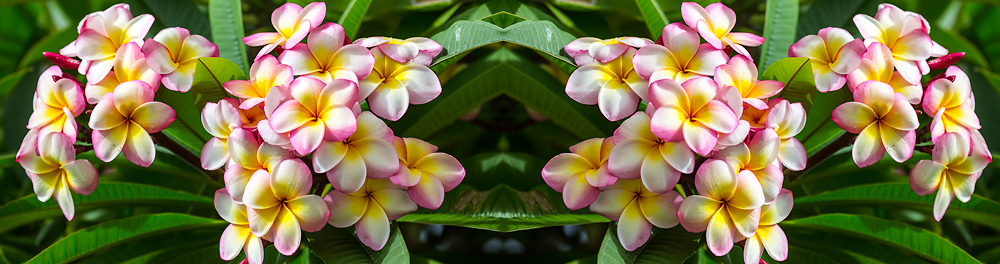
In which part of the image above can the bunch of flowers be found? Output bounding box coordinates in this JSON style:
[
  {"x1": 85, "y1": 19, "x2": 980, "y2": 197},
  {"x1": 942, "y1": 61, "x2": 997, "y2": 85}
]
[
  {"x1": 545, "y1": 2, "x2": 991, "y2": 264},
  {"x1": 16, "y1": 2, "x2": 466, "y2": 263}
]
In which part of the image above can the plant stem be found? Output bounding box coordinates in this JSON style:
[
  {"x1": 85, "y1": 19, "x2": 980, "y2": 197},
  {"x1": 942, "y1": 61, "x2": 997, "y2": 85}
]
[
  {"x1": 150, "y1": 132, "x2": 221, "y2": 182},
  {"x1": 786, "y1": 132, "x2": 856, "y2": 183}
]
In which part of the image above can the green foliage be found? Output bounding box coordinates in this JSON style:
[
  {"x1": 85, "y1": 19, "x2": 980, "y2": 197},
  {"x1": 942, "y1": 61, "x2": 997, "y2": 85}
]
[
  {"x1": 598, "y1": 225, "x2": 701, "y2": 264},
  {"x1": 307, "y1": 224, "x2": 409, "y2": 264},
  {"x1": 633, "y1": 0, "x2": 669, "y2": 39},
  {"x1": 758, "y1": 0, "x2": 798, "y2": 73},
  {"x1": 209, "y1": 0, "x2": 249, "y2": 73},
  {"x1": 158, "y1": 57, "x2": 246, "y2": 154},
  {"x1": 338, "y1": 0, "x2": 373, "y2": 39}
]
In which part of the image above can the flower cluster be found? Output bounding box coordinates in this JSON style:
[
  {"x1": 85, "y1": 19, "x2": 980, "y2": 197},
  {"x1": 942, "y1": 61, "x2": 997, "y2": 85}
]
[
  {"x1": 17, "y1": 4, "x2": 219, "y2": 220},
  {"x1": 205, "y1": 2, "x2": 463, "y2": 263},
  {"x1": 550, "y1": 2, "x2": 800, "y2": 262}
]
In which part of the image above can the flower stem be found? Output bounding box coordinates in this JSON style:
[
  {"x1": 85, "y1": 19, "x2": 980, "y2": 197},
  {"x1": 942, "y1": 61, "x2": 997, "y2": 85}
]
[
  {"x1": 150, "y1": 132, "x2": 221, "y2": 182},
  {"x1": 785, "y1": 132, "x2": 856, "y2": 182}
]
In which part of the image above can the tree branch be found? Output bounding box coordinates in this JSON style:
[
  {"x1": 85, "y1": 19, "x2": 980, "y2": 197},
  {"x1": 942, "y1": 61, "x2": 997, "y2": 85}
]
[{"x1": 150, "y1": 132, "x2": 221, "y2": 182}]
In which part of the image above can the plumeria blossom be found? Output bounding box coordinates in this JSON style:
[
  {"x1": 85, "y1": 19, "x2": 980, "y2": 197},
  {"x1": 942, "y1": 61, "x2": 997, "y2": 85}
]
[
  {"x1": 243, "y1": 159, "x2": 330, "y2": 256},
  {"x1": 743, "y1": 189, "x2": 792, "y2": 264},
  {"x1": 564, "y1": 37, "x2": 653, "y2": 65},
  {"x1": 269, "y1": 77, "x2": 359, "y2": 155},
  {"x1": 542, "y1": 138, "x2": 617, "y2": 210},
  {"x1": 85, "y1": 42, "x2": 160, "y2": 104},
  {"x1": 27, "y1": 66, "x2": 85, "y2": 144},
  {"x1": 677, "y1": 159, "x2": 765, "y2": 256},
  {"x1": 89, "y1": 80, "x2": 176, "y2": 167},
  {"x1": 225, "y1": 55, "x2": 294, "y2": 110},
  {"x1": 923, "y1": 66, "x2": 981, "y2": 146},
  {"x1": 633, "y1": 23, "x2": 729, "y2": 84},
  {"x1": 832, "y1": 80, "x2": 919, "y2": 167},
  {"x1": 142, "y1": 27, "x2": 219, "y2": 92},
  {"x1": 846, "y1": 42, "x2": 922, "y2": 104},
  {"x1": 566, "y1": 48, "x2": 647, "y2": 121},
  {"x1": 73, "y1": 4, "x2": 154, "y2": 83},
  {"x1": 713, "y1": 55, "x2": 784, "y2": 110},
  {"x1": 608, "y1": 112, "x2": 694, "y2": 194},
  {"x1": 789, "y1": 27, "x2": 866, "y2": 92},
  {"x1": 853, "y1": 4, "x2": 933, "y2": 84},
  {"x1": 279, "y1": 22, "x2": 374, "y2": 84},
  {"x1": 910, "y1": 132, "x2": 992, "y2": 221},
  {"x1": 648, "y1": 77, "x2": 739, "y2": 156},
  {"x1": 225, "y1": 128, "x2": 294, "y2": 204},
  {"x1": 766, "y1": 100, "x2": 808, "y2": 171},
  {"x1": 680, "y1": 2, "x2": 765, "y2": 60},
  {"x1": 355, "y1": 36, "x2": 444, "y2": 66},
  {"x1": 714, "y1": 130, "x2": 783, "y2": 203},
  {"x1": 359, "y1": 45, "x2": 442, "y2": 121},
  {"x1": 590, "y1": 179, "x2": 682, "y2": 251},
  {"x1": 215, "y1": 189, "x2": 263, "y2": 264},
  {"x1": 201, "y1": 99, "x2": 242, "y2": 170},
  {"x1": 388, "y1": 137, "x2": 465, "y2": 209},
  {"x1": 312, "y1": 112, "x2": 400, "y2": 194},
  {"x1": 243, "y1": 2, "x2": 326, "y2": 60},
  {"x1": 16, "y1": 133, "x2": 98, "y2": 220},
  {"x1": 326, "y1": 178, "x2": 418, "y2": 250}
]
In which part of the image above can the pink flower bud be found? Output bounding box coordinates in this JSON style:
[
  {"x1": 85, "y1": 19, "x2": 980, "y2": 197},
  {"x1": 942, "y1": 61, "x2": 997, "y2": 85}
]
[
  {"x1": 927, "y1": 52, "x2": 965, "y2": 70},
  {"x1": 43, "y1": 52, "x2": 81, "y2": 71}
]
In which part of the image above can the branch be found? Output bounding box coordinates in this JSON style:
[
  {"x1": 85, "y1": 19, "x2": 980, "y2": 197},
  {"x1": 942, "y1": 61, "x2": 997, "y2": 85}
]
[
  {"x1": 786, "y1": 132, "x2": 856, "y2": 182},
  {"x1": 150, "y1": 132, "x2": 221, "y2": 182}
]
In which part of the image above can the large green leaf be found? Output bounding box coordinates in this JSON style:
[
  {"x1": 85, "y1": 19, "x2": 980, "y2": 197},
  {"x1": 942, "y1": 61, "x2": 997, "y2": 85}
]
[
  {"x1": 338, "y1": 0, "x2": 373, "y2": 39},
  {"x1": 209, "y1": 0, "x2": 249, "y2": 73},
  {"x1": 796, "y1": 0, "x2": 872, "y2": 39},
  {"x1": 762, "y1": 57, "x2": 815, "y2": 109},
  {"x1": 782, "y1": 214, "x2": 981, "y2": 264},
  {"x1": 396, "y1": 184, "x2": 609, "y2": 232},
  {"x1": 795, "y1": 183, "x2": 1000, "y2": 230},
  {"x1": 26, "y1": 213, "x2": 225, "y2": 263},
  {"x1": 598, "y1": 225, "x2": 700, "y2": 264},
  {"x1": 128, "y1": 0, "x2": 212, "y2": 39},
  {"x1": 393, "y1": 48, "x2": 612, "y2": 140},
  {"x1": 158, "y1": 57, "x2": 245, "y2": 154},
  {"x1": 633, "y1": 0, "x2": 668, "y2": 39},
  {"x1": 428, "y1": 12, "x2": 577, "y2": 72},
  {"x1": 758, "y1": 0, "x2": 798, "y2": 73},
  {"x1": 78, "y1": 230, "x2": 219, "y2": 264},
  {"x1": 797, "y1": 88, "x2": 851, "y2": 155},
  {"x1": 307, "y1": 224, "x2": 409, "y2": 264},
  {"x1": 0, "y1": 182, "x2": 213, "y2": 233}
]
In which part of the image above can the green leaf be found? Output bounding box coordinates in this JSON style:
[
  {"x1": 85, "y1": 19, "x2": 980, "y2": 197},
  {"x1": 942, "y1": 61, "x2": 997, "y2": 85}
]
[
  {"x1": 931, "y1": 29, "x2": 992, "y2": 71},
  {"x1": 338, "y1": 0, "x2": 373, "y2": 40},
  {"x1": 796, "y1": 0, "x2": 871, "y2": 38},
  {"x1": 598, "y1": 225, "x2": 700, "y2": 264},
  {"x1": 758, "y1": 0, "x2": 799, "y2": 73},
  {"x1": 78, "y1": 230, "x2": 219, "y2": 264},
  {"x1": 158, "y1": 57, "x2": 246, "y2": 154},
  {"x1": 393, "y1": 48, "x2": 612, "y2": 140},
  {"x1": 396, "y1": 184, "x2": 609, "y2": 232},
  {"x1": 0, "y1": 182, "x2": 213, "y2": 233},
  {"x1": 209, "y1": 0, "x2": 249, "y2": 73},
  {"x1": 307, "y1": 224, "x2": 409, "y2": 264},
  {"x1": 782, "y1": 214, "x2": 981, "y2": 264},
  {"x1": 480, "y1": 11, "x2": 526, "y2": 28},
  {"x1": 795, "y1": 183, "x2": 1000, "y2": 230},
  {"x1": 428, "y1": 16, "x2": 577, "y2": 72},
  {"x1": 797, "y1": 89, "x2": 851, "y2": 155},
  {"x1": 633, "y1": 0, "x2": 668, "y2": 39},
  {"x1": 762, "y1": 57, "x2": 815, "y2": 108},
  {"x1": 459, "y1": 152, "x2": 547, "y2": 191},
  {"x1": 17, "y1": 27, "x2": 78, "y2": 69},
  {"x1": 26, "y1": 213, "x2": 224, "y2": 264},
  {"x1": 131, "y1": 0, "x2": 212, "y2": 39}
]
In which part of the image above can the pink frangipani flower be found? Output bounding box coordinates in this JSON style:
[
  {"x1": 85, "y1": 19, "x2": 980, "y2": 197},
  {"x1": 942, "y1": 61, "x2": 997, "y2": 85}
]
[
  {"x1": 766, "y1": 99, "x2": 807, "y2": 171},
  {"x1": 846, "y1": 42, "x2": 922, "y2": 104},
  {"x1": 564, "y1": 37, "x2": 653, "y2": 65},
  {"x1": 85, "y1": 42, "x2": 160, "y2": 104},
  {"x1": 269, "y1": 77, "x2": 359, "y2": 155},
  {"x1": 17, "y1": 133, "x2": 98, "y2": 221},
  {"x1": 215, "y1": 189, "x2": 263, "y2": 264},
  {"x1": 359, "y1": 45, "x2": 442, "y2": 121},
  {"x1": 832, "y1": 80, "x2": 919, "y2": 167},
  {"x1": 566, "y1": 47, "x2": 647, "y2": 121},
  {"x1": 279, "y1": 22, "x2": 374, "y2": 84},
  {"x1": 543, "y1": 138, "x2": 617, "y2": 210},
  {"x1": 224, "y1": 128, "x2": 294, "y2": 204},
  {"x1": 243, "y1": 159, "x2": 330, "y2": 256},
  {"x1": 89, "y1": 80, "x2": 176, "y2": 167},
  {"x1": 923, "y1": 66, "x2": 981, "y2": 148},
  {"x1": 633, "y1": 23, "x2": 729, "y2": 84},
  {"x1": 27, "y1": 66, "x2": 86, "y2": 145},
  {"x1": 389, "y1": 137, "x2": 465, "y2": 209},
  {"x1": 313, "y1": 112, "x2": 400, "y2": 194},
  {"x1": 200, "y1": 99, "x2": 242, "y2": 170},
  {"x1": 243, "y1": 2, "x2": 326, "y2": 60},
  {"x1": 225, "y1": 55, "x2": 294, "y2": 110},
  {"x1": 714, "y1": 55, "x2": 784, "y2": 110},
  {"x1": 743, "y1": 189, "x2": 792, "y2": 264},
  {"x1": 608, "y1": 112, "x2": 694, "y2": 194},
  {"x1": 325, "y1": 178, "x2": 418, "y2": 250},
  {"x1": 853, "y1": 4, "x2": 933, "y2": 84},
  {"x1": 355, "y1": 36, "x2": 444, "y2": 66},
  {"x1": 677, "y1": 159, "x2": 765, "y2": 256},
  {"x1": 789, "y1": 27, "x2": 866, "y2": 93},
  {"x1": 681, "y1": 2, "x2": 765, "y2": 60},
  {"x1": 142, "y1": 27, "x2": 219, "y2": 92},
  {"x1": 713, "y1": 129, "x2": 783, "y2": 203},
  {"x1": 590, "y1": 179, "x2": 682, "y2": 251},
  {"x1": 648, "y1": 77, "x2": 739, "y2": 156},
  {"x1": 73, "y1": 4, "x2": 154, "y2": 83},
  {"x1": 910, "y1": 132, "x2": 992, "y2": 221}
]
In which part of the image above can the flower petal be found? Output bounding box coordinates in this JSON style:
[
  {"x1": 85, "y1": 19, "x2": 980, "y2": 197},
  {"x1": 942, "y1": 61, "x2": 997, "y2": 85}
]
[
  {"x1": 639, "y1": 191, "x2": 682, "y2": 228},
  {"x1": 286, "y1": 195, "x2": 330, "y2": 232},
  {"x1": 414, "y1": 152, "x2": 465, "y2": 190},
  {"x1": 408, "y1": 175, "x2": 447, "y2": 209},
  {"x1": 356, "y1": 201, "x2": 391, "y2": 250},
  {"x1": 607, "y1": 139, "x2": 656, "y2": 180},
  {"x1": 909, "y1": 160, "x2": 944, "y2": 196},
  {"x1": 598, "y1": 84, "x2": 641, "y2": 121},
  {"x1": 853, "y1": 124, "x2": 886, "y2": 167},
  {"x1": 617, "y1": 200, "x2": 653, "y2": 251},
  {"x1": 705, "y1": 209, "x2": 736, "y2": 256},
  {"x1": 678, "y1": 195, "x2": 722, "y2": 233},
  {"x1": 270, "y1": 159, "x2": 312, "y2": 200},
  {"x1": 92, "y1": 123, "x2": 128, "y2": 162},
  {"x1": 695, "y1": 160, "x2": 737, "y2": 201},
  {"x1": 328, "y1": 148, "x2": 368, "y2": 193},
  {"x1": 272, "y1": 208, "x2": 302, "y2": 256},
  {"x1": 879, "y1": 124, "x2": 915, "y2": 163},
  {"x1": 641, "y1": 151, "x2": 680, "y2": 194},
  {"x1": 368, "y1": 80, "x2": 410, "y2": 121},
  {"x1": 682, "y1": 120, "x2": 719, "y2": 156},
  {"x1": 130, "y1": 102, "x2": 175, "y2": 133},
  {"x1": 778, "y1": 138, "x2": 807, "y2": 171},
  {"x1": 122, "y1": 122, "x2": 155, "y2": 167},
  {"x1": 220, "y1": 224, "x2": 250, "y2": 261},
  {"x1": 590, "y1": 189, "x2": 632, "y2": 221},
  {"x1": 63, "y1": 160, "x2": 99, "y2": 195},
  {"x1": 324, "y1": 190, "x2": 368, "y2": 228},
  {"x1": 832, "y1": 102, "x2": 877, "y2": 134}
]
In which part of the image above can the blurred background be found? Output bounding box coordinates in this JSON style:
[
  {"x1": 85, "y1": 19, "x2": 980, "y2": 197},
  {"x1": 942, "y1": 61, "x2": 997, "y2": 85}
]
[{"x1": 1, "y1": 0, "x2": 999, "y2": 263}]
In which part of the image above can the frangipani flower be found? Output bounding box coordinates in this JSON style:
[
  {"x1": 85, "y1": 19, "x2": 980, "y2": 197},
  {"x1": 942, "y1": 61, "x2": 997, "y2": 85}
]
[
  {"x1": 243, "y1": 159, "x2": 330, "y2": 256},
  {"x1": 789, "y1": 27, "x2": 866, "y2": 93},
  {"x1": 564, "y1": 37, "x2": 653, "y2": 65},
  {"x1": 832, "y1": 80, "x2": 918, "y2": 167},
  {"x1": 89, "y1": 80, "x2": 176, "y2": 167},
  {"x1": 743, "y1": 189, "x2": 792, "y2": 264},
  {"x1": 607, "y1": 112, "x2": 694, "y2": 194},
  {"x1": 590, "y1": 179, "x2": 682, "y2": 251},
  {"x1": 142, "y1": 27, "x2": 219, "y2": 92},
  {"x1": 648, "y1": 77, "x2": 738, "y2": 156},
  {"x1": 910, "y1": 132, "x2": 992, "y2": 221},
  {"x1": 225, "y1": 55, "x2": 294, "y2": 110},
  {"x1": 269, "y1": 77, "x2": 358, "y2": 155},
  {"x1": 714, "y1": 55, "x2": 784, "y2": 109},
  {"x1": 225, "y1": 128, "x2": 294, "y2": 204},
  {"x1": 846, "y1": 42, "x2": 922, "y2": 104},
  {"x1": 201, "y1": 99, "x2": 242, "y2": 170},
  {"x1": 853, "y1": 4, "x2": 933, "y2": 84},
  {"x1": 633, "y1": 23, "x2": 729, "y2": 84},
  {"x1": 923, "y1": 66, "x2": 981, "y2": 146},
  {"x1": 243, "y1": 2, "x2": 326, "y2": 60},
  {"x1": 313, "y1": 112, "x2": 400, "y2": 194},
  {"x1": 74, "y1": 4, "x2": 154, "y2": 83},
  {"x1": 215, "y1": 189, "x2": 263, "y2": 264},
  {"x1": 279, "y1": 23, "x2": 374, "y2": 84},
  {"x1": 355, "y1": 36, "x2": 444, "y2": 66},
  {"x1": 680, "y1": 2, "x2": 765, "y2": 60},
  {"x1": 17, "y1": 133, "x2": 98, "y2": 220},
  {"x1": 566, "y1": 48, "x2": 647, "y2": 121},
  {"x1": 86, "y1": 42, "x2": 160, "y2": 104},
  {"x1": 543, "y1": 138, "x2": 617, "y2": 210},
  {"x1": 714, "y1": 130, "x2": 783, "y2": 203},
  {"x1": 677, "y1": 159, "x2": 765, "y2": 256},
  {"x1": 766, "y1": 100, "x2": 807, "y2": 171},
  {"x1": 27, "y1": 66, "x2": 85, "y2": 143},
  {"x1": 359, "y1": 46, "x2": 442, "y2": 121},
  {"x1": 325, "y1": 178, "x2": 418, "y2": 250},
  {"x1": 389, "y1": 137, "x2": 465, "y2": 209}
]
